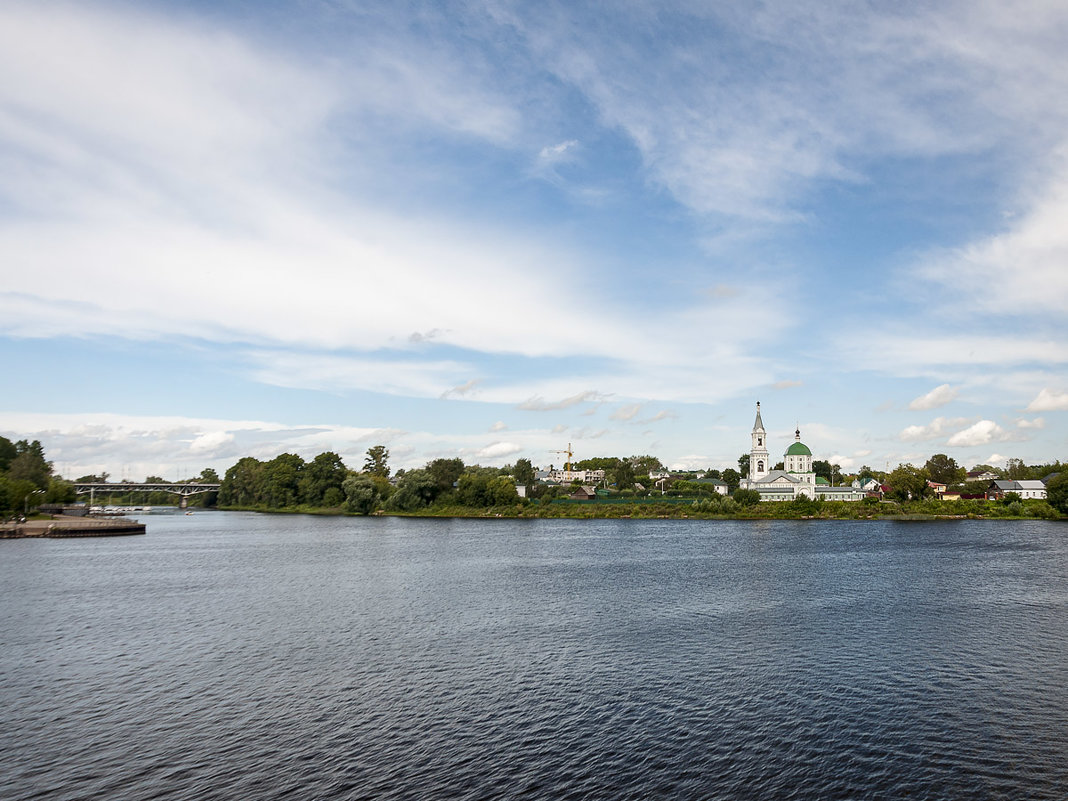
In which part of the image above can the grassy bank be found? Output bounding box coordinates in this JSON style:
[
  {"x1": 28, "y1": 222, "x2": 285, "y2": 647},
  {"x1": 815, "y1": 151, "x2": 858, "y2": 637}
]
[{"x1": 219, "y1": 496, "x2": 1064, "y2": 521}]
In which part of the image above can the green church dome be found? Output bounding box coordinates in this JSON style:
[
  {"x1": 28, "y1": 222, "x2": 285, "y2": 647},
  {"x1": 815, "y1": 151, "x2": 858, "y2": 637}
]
[{"x1": 785, "y1": 441, "x2": 811, "y2": 456}]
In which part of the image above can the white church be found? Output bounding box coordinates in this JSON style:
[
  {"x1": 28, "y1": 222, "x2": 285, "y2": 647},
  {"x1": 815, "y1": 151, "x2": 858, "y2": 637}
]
[{"x1": 740, "y1": 402, "x2": 864, "y2": 502}]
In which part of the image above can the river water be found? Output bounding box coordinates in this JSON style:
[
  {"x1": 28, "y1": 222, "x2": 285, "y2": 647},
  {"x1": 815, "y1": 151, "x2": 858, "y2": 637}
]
[{"x1": 2, "y1": 513, "x2": 1067, "y2": 800}]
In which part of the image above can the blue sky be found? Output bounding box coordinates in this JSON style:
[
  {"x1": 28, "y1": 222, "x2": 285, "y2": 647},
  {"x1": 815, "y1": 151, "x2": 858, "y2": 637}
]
[{"x1": 2, "y1": 0, "x2": 1067, "y2": 480}]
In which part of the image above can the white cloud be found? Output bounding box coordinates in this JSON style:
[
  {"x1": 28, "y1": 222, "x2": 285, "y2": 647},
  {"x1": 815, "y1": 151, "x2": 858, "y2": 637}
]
[
  {"x1": 1015, "y1": 417, "x2": 1044, "y2": 430},
  {"x1": 534, "y1": 139, "x2": 580, "y2": 178},
  {"x1": 918, "y1": 152, "x2": 1068, "y2": 319},
  {"x1": 1025, "y1": 388, "x2": 1068, "y2": 412},
  {"x1": 476, "y1": 441, "x2": 522, "y2": 459},
  {"x1": 773, "y1": 380, "x2": 803, "y2": 390},
  {"x1": 947, "y1": 420, "x2": 1011, "y2": 447},
  {"x1": 909, "y1": 384, "x2": 959, "y2": 410},
  {"x1": 0, "y1": 3, "x2": 657, "y2": 368},
  {"x1": 189, "y1": 431, "x2": 235, "y2": 455},
  {"x1": 245, "y1": 352, "x2": 474, "y2": 399},
  {"x1": 494, "y1": 3, "x2": 1068, "y2": 222},
  {"x1": 900, "y1": 417, "x2": 972, "y2": 442},
  {"x1": 0, "y1": 411, "x2": 400, "y2": 479},
  {"x1": 489, "y1": 421, "x2": 508, "y2": 432},
  {"x1": 826, "y1": 454, "x2": 857, "y2": 470}
]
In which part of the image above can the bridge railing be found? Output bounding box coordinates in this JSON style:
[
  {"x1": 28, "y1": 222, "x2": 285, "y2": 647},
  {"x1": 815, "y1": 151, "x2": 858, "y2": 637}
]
[{"x1": 73, "y1": 483, "x2": 221, "y2": 497}]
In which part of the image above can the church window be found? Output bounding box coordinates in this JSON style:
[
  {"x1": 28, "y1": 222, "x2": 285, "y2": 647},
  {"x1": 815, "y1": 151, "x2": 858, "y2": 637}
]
[
  {"x1": 757, "y1": 437, "x2": 762, "y2": 446},
  {"x1": 757, "y1": 461, "x2": 764, "y2": 472}
]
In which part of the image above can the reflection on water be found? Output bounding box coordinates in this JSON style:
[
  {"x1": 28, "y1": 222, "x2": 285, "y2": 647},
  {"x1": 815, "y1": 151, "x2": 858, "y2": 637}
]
[{"x1": 2, "y1": 514, "x2": 1067, "y2": 799}]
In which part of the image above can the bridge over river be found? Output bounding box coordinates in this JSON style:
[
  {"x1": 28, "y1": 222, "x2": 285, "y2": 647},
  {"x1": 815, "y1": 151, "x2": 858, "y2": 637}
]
[{"x1": 74, "y1": 482, "x2": 220, "y2": 509}]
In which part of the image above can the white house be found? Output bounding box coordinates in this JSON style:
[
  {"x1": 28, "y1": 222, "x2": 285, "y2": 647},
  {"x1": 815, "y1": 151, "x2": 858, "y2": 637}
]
[
  {"x1": 987, "y1": 479, "x2": 1047, "y2": 500},
  {"x1": 851, "y1": 476, "x2": 882, "y2": 493}
]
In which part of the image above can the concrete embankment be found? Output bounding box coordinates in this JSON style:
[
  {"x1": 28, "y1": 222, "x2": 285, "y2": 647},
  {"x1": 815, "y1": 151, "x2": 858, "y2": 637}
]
[{"x1": 0, "y1": 515, "x2": 146, "y2": 539}]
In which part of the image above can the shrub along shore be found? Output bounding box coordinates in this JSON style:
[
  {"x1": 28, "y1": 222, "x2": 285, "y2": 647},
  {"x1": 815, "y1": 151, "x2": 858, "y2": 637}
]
[{"x1": 218, "y1": 494, "x2": 1063, "y2": 521}]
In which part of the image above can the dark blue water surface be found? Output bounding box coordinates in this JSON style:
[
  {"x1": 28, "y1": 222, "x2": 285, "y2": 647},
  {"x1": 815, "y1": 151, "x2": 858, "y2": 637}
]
[{"x1": 2, "y1": 514, "x2": 1067, "y2": 800}]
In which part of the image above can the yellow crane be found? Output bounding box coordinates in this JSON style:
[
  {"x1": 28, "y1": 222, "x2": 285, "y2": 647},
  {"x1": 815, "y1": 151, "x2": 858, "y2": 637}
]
[{"x1": 550, "y1": 442, "x2": 575, "y2": 472}]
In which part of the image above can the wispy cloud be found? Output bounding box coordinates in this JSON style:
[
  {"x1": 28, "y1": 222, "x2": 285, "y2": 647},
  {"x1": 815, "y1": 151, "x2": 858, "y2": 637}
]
[
  {"x1": 518, "y1": 391, "x2": 605, "y2": 411},
  {"x1": 638, "y1": 410, "x2": 677, "y2": 425},
  {"x1": 610, "y1": 403, "x2": 643, "y2": 421},
  {"x1": 442, "y1": 379, "x2": 482, "y2": 399}
]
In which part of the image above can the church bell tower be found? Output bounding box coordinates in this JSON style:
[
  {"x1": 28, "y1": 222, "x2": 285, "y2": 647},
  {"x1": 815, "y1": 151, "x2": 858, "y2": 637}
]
[{"x1": 750, "y1": 401, "x2": 770, "y2": 482}]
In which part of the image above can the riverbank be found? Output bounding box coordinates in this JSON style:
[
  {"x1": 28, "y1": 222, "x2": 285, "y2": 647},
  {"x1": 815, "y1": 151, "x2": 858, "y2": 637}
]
[
  {"x1": 219, "y1": 497, "x2": 1065, "y2": 521},
  {"x1": 0, "y1": 515, "x2": 146, "y2": 538}
]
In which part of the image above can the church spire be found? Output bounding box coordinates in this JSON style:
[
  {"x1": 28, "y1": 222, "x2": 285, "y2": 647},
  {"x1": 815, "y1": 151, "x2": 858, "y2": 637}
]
[{"x1": 749, "y1": 401, "x2": 769, "y2": 483}]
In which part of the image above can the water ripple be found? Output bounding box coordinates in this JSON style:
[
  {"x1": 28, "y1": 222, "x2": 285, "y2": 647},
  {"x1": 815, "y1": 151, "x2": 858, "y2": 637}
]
[{"x1": 2, "y1": 515, "x2": 1067, "y2": 799}]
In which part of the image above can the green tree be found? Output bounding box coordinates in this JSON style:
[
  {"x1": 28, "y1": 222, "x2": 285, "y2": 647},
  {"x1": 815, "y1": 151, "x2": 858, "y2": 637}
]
[
  {"x1": 386, "y1": 469, "x2": 437, "y2": 511},
  {"x1": 925, "y1": 453, "x2": 965, "y2": 486},
  {"x1": 299, "y1": 451, "x2": 347, "y2": 506},
  {"x1": 888, "y1": 463, "x2": 930, "y2": 501},
  {"x1": 490, "y1": 476, "x2": 519, "y2": 505},
  {"x1": 573, "y1": 457, "x2": 621, "y2": 471},
  {"x1": 1045, "y1": 473, "x2": 1068, "y2": 515},
  {"x1": 721, "y1": 468, "x2": 741, "y2": 492},
  {"x1": 6, "y1": 478, "x2": 40, "y2": 515},
  {"x1": 364, "y1": 445, "x2": 390, "y2": 479},
  {"x1": 0, "y1": 436, "x2": 16, "y2": 473},
  {"x1": 629, "y1": 454, "x2": 663, "y2": 476},
  {"x1": 733, "y1": 488, "x2": 761, "y2": 507},
  {"x1": 738, "y1": 453, "x2": 750, "y2": 477},
  {"x1": 512, "y1": 458, "x2": 536, "y2": 488},
  {"x1": 8, "y1": 440, "x2": 52, "y2": 489},
  {"x1": 44, "y1": 477, "x2": 76, "y2": 504},
  {"x1": 613, "y1": 460, "x2": 636, "y2": 490},
  {"x1": 343, "y1": 474, "x2": 380, "y2": 515},
  {"x1": 427, "y1": 458, "x2": 465, "y2": 493},
  {"x1": 457, "y1": 472, "x2": 494, "y2": 506},
  {"x1": 812, "y1": 460, "x2": 836, "y2": 481},
  {"x1": 1005, "y1": 458, "x2": 1026, "y2": 479},
  {"x1": 263, "y1": 453, "x2": 304, "y2": 507},
  {"x1": 218, "y1": 457, "x2": 265, "y2": 507}
]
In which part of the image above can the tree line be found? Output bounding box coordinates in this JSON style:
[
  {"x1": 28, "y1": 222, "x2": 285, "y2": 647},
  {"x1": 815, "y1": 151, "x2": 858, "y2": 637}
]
[
  {"x1": 217, "y1": 447, "x2": 537, "y2": 514},
  {"x1": 4, "y1": 435, "x2": 1066, "y2": 517}
]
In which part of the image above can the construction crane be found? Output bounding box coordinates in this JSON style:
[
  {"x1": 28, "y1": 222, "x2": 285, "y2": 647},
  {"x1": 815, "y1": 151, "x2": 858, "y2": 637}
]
[{"x1": 550, "y1": 442, "x2": 575, "y2": 472}]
